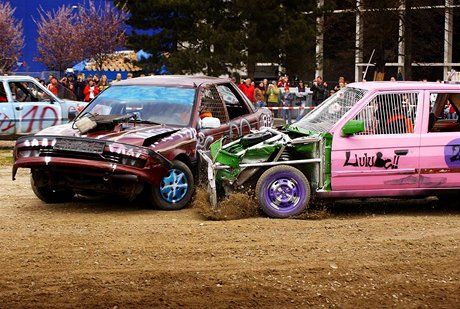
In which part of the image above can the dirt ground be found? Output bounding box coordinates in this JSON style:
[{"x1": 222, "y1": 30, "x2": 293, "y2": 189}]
[{"x1": 1, "y1": 161, "x2": 459, "y2": 308}]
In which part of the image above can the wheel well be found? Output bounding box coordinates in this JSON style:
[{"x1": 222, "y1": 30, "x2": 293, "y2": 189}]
[{"x1": 174, "y1": 154, "x2": 193, "y2": 171}]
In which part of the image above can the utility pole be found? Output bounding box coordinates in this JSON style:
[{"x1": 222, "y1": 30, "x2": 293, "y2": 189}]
[{"x1": 315, "y1": 0, "x2": 324, "y2": 78}]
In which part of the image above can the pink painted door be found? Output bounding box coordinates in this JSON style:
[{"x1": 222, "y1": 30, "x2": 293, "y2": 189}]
[
  {"x1": 330, "y1": 91, "x2": 422, "y2": 192},
  {"x1": 418, "y1": 91, "x2": 460, "y2": 188}
]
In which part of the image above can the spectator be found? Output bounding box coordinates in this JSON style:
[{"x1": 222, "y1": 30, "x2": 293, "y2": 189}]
[
  {"x1": 59, "y1": 77, "x2": 76, "y2": 100},
  {"x1": 333, "y1": 76, "x2": 347, "y2": 92},
  {"x1": 254, "y1": 81, "x2": 266, "y2": 108},
  {"x1": 47, "y1": 74, "x2": 54, "y2": 86},
  {"x1": 74, "y1": 73, "x2": 86, "y2": 101},
  {"x1": 281, "y1": 87, "x2": 296, "y2": 125},
  {"x1": 93, "y1": 74, "x2": 100, "y2": 85},
  {"x1": 296, "y1": 80, "x2": 308, "y2": 121},
  {"x1": 266, "y1": 81, "x2": 280, "y2": 118},
  {"x1": 262, "y1": 78, "x2": 269, "y2": 101},
  {"x1": 111, "y1": 73, "x2": 122, "y2": 84},
  {"x1": 83, "y1": 78, "x2": 100, "y2": 102},
  {"x1": 127, "y1": 72, "x2": 133, "y2": 79},
  {"x1": 447, "y1": 103, "x2": 458, "y2": 120},
  {"x1": 47, "y1": 77, "x2": 59, "y2": 97},
  {"x1": 310, "y1": 76, "x2": 328, "y2": 106},
  {"x1": 99, "y1": 74, "x2": 110, "y2": 91},
  {"x1": 277, "y1": 75, "x2": 289, "y2": 89},
  {"x1": 238, "y1": 78, "x2": 255, "y2": 103}
]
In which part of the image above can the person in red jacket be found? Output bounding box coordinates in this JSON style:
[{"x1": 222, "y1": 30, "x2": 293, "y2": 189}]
[
  {"x1": 83, "y1": 78, "x2": 100, "y2": 102},
  {"x1": 238, "y1": 78, "x2": 255, "y2": 103}
]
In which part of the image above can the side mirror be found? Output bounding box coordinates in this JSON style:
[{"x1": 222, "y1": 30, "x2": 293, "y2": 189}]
[
  {"x1": 200, "y1": 117, "x2": 221, "y2": 129},
  {"x1": 341, "y1": 119, "x2": 365, "y2": 136}
]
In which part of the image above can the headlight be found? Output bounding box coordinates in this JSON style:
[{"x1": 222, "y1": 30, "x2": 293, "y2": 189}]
[
  {"x1": 104, "y1": 143, "x2": 149, "y2": 168},
  {"x1": 15, "y1": 137, "x2": 57, "y2": 158}
]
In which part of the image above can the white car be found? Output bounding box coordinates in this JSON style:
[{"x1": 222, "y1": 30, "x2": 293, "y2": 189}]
[{"x1": 0, "y1": 76, "x2": 85, "y2": 138}]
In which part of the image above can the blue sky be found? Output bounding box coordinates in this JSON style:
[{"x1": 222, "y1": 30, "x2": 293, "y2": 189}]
[{"x1": 11, "y1": 0, "x2": 105, "y2": 73}]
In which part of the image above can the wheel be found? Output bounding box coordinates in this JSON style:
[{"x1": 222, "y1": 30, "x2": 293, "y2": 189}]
[
  {"x1": 437, "y1": 192, "x2": 460, "y2": 203},
  {"x1": 30, "y1": 172, "x2": 74, "y2": 203},
  {"x1": 255, "y1": 165, "x2": 310, "y2": 218},
  {"x1": 150, "y1": 160, "x2": 194, "y2": 210},
  {"x1": 240, "y1": 131, "x2": 272, "y2": 147}
]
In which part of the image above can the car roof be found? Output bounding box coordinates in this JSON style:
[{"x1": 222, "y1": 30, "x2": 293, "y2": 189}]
[
  {"x1": 348, "y1": 81, "x2": 460, "y2": 91},
  {"x1": 0, "y1": 75, "x2": 37, "y2": 82},
  {"x1": 114, "y1": 75, "x2": 232, "y2": 87}
]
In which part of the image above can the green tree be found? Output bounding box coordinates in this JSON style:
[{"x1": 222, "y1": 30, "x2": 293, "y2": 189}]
[
  {"x1": 115, "y1": 0, "x2": 246, "y2": 76},
  {"x1": 115, "y1": 0, "x2": 317, "y2": 78}
]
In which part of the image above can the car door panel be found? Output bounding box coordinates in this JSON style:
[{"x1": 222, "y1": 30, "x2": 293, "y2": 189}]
[
  {"x1": 15, "y1": 103, "x2": 62, "y2": 134},
  {"x1": 0, "y1": 102, "x2": 17, "y2": 136},
  {"x1": 419, "y1": 90, "x2": 460, "y2": 188},
  {"x1": 331, "y1": 91, "x2": 422, "y2": 192}
]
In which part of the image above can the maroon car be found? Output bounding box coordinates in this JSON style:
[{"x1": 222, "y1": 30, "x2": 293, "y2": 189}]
[{"x1": 13, "y1": 75, "x2": 272, "y2": 209}]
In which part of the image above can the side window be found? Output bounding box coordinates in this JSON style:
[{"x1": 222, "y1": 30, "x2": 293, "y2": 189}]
[
  {"x1": 428, "y1": 92, "x2": 460, "y2": 133},
  {"x1": 25, "y1": 82, "x2": 49, "y2": 102},
  {"x1": 217, "y1": 84, "x2": 250, "y2": 120},
  {"x1": 199, "y1": 85, "x2": 228, "y2": 123},
  {"x1": 9, "y1": 82, "x2": 48, "y2": 103},
  {"x1": 9, "y1": 82, "x2": 29, "y2": 102},
  {"x1": 0, "y1": 83, "x2": 7, "y2": 102},
  {"x1": 353, "y1": 92, "x2": 418, "y2": 135}
]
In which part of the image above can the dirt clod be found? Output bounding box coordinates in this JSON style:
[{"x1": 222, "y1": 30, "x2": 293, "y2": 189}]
[{"x1": 192, "y1": 187, "x2": 259, "y2": 220}]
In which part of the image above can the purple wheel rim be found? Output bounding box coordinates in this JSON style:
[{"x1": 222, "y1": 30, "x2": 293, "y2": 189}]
[{"x1": 262, "y1": 171, "x2": 306, "y2": 215}]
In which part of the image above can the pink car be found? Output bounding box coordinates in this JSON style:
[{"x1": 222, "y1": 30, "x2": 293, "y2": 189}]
[{"x1": 203, "y1": 81, "x2": 460, "y2": 218}]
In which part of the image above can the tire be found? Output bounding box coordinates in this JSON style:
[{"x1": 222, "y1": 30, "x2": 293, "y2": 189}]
[
  {"x1": 255, "y1": 165, "x2": 310, "y2": 218},
  {"x1": 437, "y1": 192, "x2": 460, "y2": 203},
  {"x1": 241, "y1": 131, "x2": 272, "y2": 147},
  {"x1": 30, "y1": 172, "x2": 74, "y2": 203},
  {"x1": 150, "y1": 160, "x2": 194, "y2": 210}
]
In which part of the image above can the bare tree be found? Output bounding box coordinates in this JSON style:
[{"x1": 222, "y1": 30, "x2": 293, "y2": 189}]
[
  {"x1": 78, "y1": 1, "x2": 127, "y2": 72},
  {"x1": 0, "y1": 2, "x2": 24, "y2": 74},
  {"x1": 34, "y1": 6, "x2": 83, "y2": 72}
]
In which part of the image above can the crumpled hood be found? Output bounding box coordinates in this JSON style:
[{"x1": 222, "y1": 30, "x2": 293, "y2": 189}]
[{"x1": 36, "y1": 122, "x2": 183, "y2": 147}]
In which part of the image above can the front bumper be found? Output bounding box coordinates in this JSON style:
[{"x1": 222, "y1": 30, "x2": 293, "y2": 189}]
[{"x1": 13, "y1": 135, "x2": 172, "y2": 186}]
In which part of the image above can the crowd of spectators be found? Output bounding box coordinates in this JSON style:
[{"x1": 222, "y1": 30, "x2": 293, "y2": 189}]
[
  {"x1": 36, "y1": 72, "x2": 133, "y2": 102},
  {"x1": 237, "y1": 74, "x2": 348, "y2": 123}
]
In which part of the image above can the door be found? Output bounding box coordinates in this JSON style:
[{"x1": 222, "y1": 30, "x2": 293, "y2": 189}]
[
  {"x1": 0, "y1": 81, "x2": 16, "y2": 136},
  {"x1": 9, "y1": 81, "x2": 62, "y2": 135},
  {"x1": 419, "y1": 90, "x2": 460, "y2": 188},
  {"x1": 331, "y1": 91, "x2": 422, "y2": 192}
]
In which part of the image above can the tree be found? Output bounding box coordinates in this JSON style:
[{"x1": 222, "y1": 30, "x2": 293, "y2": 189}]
[
  {"x1": 34, "y1": 6, "x2": 82, "y2": 72},
  {"x1": 78, "y1": 1, "x2": 127, "y2": 72},
  {"x1": 35, "y1": 1, "x2": 127, "y2": 74},
  {"x1": 0, "y1": 1, "x2": 24, "y2": 74},
  {"x1": 115, "y1": 0, "x2": 247, "y2": 76},
  {"x1": 115, "y1": 0, "x2": 317, "y2": 78}
]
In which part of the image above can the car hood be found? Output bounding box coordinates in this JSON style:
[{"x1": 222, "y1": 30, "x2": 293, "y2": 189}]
[{"x1": 36, "y1": 122, "x2": 188, "y2": 147}]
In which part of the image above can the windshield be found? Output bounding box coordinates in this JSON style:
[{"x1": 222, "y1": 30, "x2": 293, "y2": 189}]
[
  {"x1": 81, "y1": 85, "x2": 196, "y2": 126},
  {"x1": 291, "y1": 86, "x2": 367, "y2": 133}
]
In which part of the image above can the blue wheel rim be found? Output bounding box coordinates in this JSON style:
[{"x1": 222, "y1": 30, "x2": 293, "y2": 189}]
[
  {"x1": 266, "y1": 177, "x2": 301, "y2": 211},
  {"x1": 159, "y1": 168, "x2": 188, "y2": 203}
]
